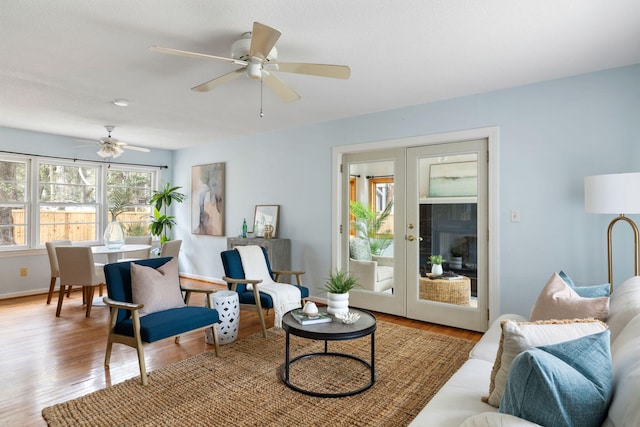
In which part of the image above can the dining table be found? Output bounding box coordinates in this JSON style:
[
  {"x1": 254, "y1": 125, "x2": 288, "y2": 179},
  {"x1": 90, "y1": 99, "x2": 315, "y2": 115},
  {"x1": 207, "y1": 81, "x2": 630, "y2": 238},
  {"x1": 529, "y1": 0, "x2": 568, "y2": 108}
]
[
  {"x1": 89, "y1": 243, "x2": 152, "y2": 307},
  {"x1": 90, "y1": 244, "x2": 152, "y2": 264}
]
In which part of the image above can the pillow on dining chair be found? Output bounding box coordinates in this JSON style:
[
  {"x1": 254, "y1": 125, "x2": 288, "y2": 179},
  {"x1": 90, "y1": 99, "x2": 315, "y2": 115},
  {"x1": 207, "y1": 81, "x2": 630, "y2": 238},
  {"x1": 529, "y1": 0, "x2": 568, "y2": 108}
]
[{"x1": 130, "y1": 257, "x2": 185, "y2": 316}]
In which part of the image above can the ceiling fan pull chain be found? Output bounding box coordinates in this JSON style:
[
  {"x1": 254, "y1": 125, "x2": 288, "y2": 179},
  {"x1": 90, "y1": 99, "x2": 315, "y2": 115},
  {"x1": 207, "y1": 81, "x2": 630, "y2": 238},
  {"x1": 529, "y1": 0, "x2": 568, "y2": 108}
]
[{"x1": 259, "y1": 77, "x2": 264, "y2": 118}]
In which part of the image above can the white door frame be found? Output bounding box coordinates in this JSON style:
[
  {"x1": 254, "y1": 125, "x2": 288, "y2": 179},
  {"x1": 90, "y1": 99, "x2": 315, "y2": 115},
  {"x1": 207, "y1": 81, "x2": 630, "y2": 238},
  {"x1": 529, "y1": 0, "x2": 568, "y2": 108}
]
[{"x1": 331, "y1": 126, "x2": 500, "y2": 329}]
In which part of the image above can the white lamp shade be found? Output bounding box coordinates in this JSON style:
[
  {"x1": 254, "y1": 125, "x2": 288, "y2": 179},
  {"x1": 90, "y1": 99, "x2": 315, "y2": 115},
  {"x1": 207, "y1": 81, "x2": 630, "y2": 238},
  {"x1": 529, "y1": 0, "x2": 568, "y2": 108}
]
[{"x1": 585, "y1": 173, "x2": 640, "y2": 214}]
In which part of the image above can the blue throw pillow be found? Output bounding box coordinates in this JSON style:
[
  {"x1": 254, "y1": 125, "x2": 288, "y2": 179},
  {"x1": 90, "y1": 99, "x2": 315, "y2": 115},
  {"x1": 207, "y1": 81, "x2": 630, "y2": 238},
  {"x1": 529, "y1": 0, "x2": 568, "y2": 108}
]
[
  {"x1": 559, "y1": 270, "x2": 610, "y2": 298},
  {"x1": 499, "y1": 330, "x2": 612, "y2": 427}
]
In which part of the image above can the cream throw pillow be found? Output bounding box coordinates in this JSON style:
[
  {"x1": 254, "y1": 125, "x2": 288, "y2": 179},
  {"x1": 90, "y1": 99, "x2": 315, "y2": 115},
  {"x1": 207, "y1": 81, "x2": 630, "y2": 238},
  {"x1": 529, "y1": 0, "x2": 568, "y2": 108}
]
[
  {"x1": 530, "y1": 272, "x2": 609, "y2": 321},
  {"x1": 483, "y1": 318, "x2": 608, "y2": 407},
  {"x1": 131, "y1": 258, "x2": 185, "y2": 316}
]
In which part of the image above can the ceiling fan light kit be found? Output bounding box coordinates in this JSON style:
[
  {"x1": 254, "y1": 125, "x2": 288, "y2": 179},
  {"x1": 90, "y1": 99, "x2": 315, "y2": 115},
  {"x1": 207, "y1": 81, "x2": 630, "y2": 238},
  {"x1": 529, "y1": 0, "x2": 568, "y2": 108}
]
[
  {"x1": 150, "y1": 21, "x2": 351, "y2": 104},
  {"x1": 97, "y1": 145, "x2": 124, "y2": 159},
  {"x1": 74, "y1": 125, "x2": 150, "y2": 159}
]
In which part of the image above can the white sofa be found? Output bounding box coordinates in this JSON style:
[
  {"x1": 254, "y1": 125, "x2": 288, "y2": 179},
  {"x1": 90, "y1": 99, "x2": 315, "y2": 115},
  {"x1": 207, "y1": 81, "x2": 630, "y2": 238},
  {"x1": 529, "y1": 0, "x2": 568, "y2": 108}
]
[{"x1": 410, "y1": 276, "x2": 640, "y2": 426}]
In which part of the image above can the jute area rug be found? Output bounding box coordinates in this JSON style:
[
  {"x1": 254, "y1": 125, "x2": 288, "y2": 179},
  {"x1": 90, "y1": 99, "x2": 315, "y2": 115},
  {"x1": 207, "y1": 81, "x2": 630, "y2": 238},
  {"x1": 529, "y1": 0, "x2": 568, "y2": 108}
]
[{"x1": 42, "y1": 320, "x2": 474, "y2": 427}]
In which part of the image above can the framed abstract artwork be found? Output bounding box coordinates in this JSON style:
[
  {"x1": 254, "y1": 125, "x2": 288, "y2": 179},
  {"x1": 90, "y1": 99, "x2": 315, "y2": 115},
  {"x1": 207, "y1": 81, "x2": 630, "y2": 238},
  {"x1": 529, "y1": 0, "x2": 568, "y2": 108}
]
[
  {"x1": 191, "y1": 162, "x2": 225, "y2": 236},
  {"x1": 253, "y1": 205, "x2": 279, "y2": 238}
]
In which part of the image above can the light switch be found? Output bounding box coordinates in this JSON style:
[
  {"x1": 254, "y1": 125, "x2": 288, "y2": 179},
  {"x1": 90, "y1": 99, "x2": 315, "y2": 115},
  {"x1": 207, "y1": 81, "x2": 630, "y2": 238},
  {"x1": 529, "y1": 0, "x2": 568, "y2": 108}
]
[{"x1": 511, "y1": 210, "x2": 521, "y2": 223}]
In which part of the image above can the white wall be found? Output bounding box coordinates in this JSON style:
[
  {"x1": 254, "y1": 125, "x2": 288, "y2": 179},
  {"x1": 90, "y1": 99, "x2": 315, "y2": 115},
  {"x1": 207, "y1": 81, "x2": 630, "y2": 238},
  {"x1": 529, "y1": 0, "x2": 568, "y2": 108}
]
[
  {"x1": 2, "y1": 64, "x2": 640, "y2": 320},
  {"x1": 172, "y1": 63, "x2": 640, "y2": 318}
]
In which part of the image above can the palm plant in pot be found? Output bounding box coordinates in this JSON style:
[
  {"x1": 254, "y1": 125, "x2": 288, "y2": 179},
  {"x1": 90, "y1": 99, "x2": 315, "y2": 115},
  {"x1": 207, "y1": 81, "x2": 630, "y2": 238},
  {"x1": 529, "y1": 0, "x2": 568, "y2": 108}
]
[
  {"x1": 349, "y1": 200, "x2": 393, "y2": 256},
  {"x1": 149, "y1": 182, "x2": 185, "y2": 244},
  {"x1": 323, "y1": 270, "x2": 360, "y2": 315},
  {"x1": 104, "y1": 189, "x2": 132, "y2": 249}
]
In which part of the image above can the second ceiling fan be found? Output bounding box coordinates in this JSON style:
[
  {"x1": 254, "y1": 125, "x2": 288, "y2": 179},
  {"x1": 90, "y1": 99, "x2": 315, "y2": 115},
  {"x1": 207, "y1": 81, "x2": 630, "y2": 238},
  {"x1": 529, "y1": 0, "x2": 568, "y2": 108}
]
[{"x1": 150, "y1": 22, "x2": 351, "y2": 103}]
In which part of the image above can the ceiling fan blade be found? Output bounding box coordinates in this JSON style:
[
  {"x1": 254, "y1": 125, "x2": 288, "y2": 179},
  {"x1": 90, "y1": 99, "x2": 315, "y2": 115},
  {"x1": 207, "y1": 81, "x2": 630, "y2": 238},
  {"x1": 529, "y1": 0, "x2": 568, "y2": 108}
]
[
  {"x1": 249, "y1": 22, "x2": 281, "y2": 60},
  {"x1": 262, "y1": 71, "x2": 300, "y2": 103},
  {"x1": 150, "y1": 46, "x2": 245, "y2": 65},
  {"x1": 72, "y1": 138, "x2": 97, "y2": 147},
  {"x1": 272, "y1": 62, "x2": 351, "y2": 79},
  {"x1": 191, "y1": 68, "x2": 246, "y2": 92},
  {"x1": 121, "y1": 145, "x2": 150, "y2": 153}
]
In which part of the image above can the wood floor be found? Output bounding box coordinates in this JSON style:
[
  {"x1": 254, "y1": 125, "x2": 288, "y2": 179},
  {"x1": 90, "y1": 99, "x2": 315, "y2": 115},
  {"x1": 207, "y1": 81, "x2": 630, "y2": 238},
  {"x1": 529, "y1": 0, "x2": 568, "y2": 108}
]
[{"x1": 0, "y1": 278, "x2": 481, "y2": 426}]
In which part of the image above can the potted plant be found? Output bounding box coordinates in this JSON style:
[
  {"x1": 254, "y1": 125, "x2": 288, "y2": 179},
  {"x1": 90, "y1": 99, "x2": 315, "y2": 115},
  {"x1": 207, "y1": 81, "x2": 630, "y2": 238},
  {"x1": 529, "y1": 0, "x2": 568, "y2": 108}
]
[
  {"x1": 149, "y1": 182, "x2": 185, "y2": 244},
  {"x1": 428, "y1": 254, "x2": 444, "y2": 276},
  {"x1": 350, "y1": 200, "x2": 393, "y2": 256},
  {"x1": 323, "y1": 270, "x2": 359, "y2": 315},
  {"x1": 449, "y1": 246, "x2": 464, "y2": 269}
]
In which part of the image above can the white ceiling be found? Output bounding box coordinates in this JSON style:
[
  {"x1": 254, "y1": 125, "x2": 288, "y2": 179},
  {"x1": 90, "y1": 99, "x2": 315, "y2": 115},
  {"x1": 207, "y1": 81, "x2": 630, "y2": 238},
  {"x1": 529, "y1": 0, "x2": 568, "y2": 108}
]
[{"x1": 1, "y1": 1, "x2": 639, "y2": 152}]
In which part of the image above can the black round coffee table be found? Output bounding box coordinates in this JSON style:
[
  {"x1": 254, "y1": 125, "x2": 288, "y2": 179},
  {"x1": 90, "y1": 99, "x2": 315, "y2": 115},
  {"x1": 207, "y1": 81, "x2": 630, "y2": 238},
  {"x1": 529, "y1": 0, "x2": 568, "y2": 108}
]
[{"x1": 280, "y1": 307, "x2": 376, "y2": 397}]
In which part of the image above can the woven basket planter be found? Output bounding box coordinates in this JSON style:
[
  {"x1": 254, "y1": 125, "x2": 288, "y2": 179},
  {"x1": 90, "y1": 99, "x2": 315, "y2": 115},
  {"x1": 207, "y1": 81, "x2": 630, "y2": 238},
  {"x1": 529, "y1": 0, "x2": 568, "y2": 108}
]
[{"x1": 419, "y1": 277, "x2": 471, "y2": 306}]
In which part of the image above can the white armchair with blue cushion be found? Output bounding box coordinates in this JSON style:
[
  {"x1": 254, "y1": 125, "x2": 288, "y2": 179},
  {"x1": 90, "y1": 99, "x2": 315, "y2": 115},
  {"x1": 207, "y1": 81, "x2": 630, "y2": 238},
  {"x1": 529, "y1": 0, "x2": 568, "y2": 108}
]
[{"x1": 349, "y1": 237, "x2": 394, "y2": 293}]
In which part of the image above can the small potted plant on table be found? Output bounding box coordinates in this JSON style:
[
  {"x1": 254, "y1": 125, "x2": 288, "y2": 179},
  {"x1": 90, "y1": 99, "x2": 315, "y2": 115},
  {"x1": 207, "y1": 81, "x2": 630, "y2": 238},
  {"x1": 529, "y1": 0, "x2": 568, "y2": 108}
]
[
  {"x1": 428, "y1": 254, "x2": 444, "y2": 276},
  {"x1": 323, "y1": 270, "x2": 359, "y2": 316}
]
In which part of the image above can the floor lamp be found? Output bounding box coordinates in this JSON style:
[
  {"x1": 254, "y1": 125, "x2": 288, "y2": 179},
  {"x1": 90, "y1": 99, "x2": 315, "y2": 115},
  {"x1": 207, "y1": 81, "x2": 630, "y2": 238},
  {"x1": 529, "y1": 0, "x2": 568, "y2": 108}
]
[{"x1": 585, "y1": 173, "x2": 640, "y2": 292}]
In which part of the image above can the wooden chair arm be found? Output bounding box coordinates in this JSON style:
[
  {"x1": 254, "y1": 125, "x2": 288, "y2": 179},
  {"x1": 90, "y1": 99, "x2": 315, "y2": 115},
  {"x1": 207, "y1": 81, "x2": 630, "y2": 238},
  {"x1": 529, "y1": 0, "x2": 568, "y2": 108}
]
[
  {"x1": 222, "y1": 276, "x2": 262, "y2": 285},
  {"x1": 272, "y1": 270, "x2": 305, "y2": 286},
  {"x1": 272, "y1": 270, "x2": 305, "y2": 276},
  {"x1": 222, "y1": 276, "x2": 262, "y2": 294},
  {"x1": 180, "y1": 286, "x2": 217, "y2": 295},
  {"x1": 180, "y1": 286, "x2": 218, "y2": 306},
  {"x1": 103, "y1": 297, "x2": 143, "y2": 311}
]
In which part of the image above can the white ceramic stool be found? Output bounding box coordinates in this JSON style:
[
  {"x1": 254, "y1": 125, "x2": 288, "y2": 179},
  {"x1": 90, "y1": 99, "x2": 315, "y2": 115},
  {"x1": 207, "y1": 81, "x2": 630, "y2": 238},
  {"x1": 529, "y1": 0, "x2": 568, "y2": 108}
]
[{"x1": 206, "y1": 290, "x2": 239, "y2": 345}]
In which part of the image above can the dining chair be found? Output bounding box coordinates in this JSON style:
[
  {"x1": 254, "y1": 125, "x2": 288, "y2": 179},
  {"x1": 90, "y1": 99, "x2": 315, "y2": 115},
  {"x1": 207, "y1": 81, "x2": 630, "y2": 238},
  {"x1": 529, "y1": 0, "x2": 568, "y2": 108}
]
[
  {"x1": 55, "y1": 246, "x2": 106, "y2": 317},
  {"x1": 118, "y1": 235, "x2": 152, "y2": 262},
  {"x1": 45, "y1": 240, "x2": 72, "y2": 304},
  {"x1": 160, "y1": 239, "x2": 182, "y2": 259}
]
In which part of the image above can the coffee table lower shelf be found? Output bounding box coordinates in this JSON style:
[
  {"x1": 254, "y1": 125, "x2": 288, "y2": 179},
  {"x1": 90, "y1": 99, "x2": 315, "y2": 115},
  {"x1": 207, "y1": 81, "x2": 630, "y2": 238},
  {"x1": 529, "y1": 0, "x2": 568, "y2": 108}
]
[{"x1": 280, "y1": 347, "x2": 375, "y2": 398}]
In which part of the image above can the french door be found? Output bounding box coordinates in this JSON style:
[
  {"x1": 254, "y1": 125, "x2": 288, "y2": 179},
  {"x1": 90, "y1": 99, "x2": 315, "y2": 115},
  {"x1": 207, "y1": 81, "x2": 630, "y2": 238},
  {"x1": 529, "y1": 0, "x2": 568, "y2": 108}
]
[
  {"x1": 341, "y1": 139, "x2": 488, "y2": 332},
  {"x1": 342, "y1": 148, "x2": 406, "y2": 316}
]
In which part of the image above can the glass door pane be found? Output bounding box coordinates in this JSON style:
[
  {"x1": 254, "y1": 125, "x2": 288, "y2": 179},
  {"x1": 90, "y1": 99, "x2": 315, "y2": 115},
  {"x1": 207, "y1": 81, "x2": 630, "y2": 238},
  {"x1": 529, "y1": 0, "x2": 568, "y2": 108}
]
[
  {"x1": 343, "y1": 148, "x2": 405, "y2": 316},
  {"x1": 407, "y1": 140, "x2": 488, "y2": 332}
]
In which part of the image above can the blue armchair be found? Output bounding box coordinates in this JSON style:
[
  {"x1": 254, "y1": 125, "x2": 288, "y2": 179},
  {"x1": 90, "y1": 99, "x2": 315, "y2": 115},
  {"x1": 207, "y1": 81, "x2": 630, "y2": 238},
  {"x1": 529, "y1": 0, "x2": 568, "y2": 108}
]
[
  {"x1": 221, "y1": 246, "x2": 309, "y2": 337},
  {"x1": 103, "y1": 257, "x2": 220, "y2": 385}
]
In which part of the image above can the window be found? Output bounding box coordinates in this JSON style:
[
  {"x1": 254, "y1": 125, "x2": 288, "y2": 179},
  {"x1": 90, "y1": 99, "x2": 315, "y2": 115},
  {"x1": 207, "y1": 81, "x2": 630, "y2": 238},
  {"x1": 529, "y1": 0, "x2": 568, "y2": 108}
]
[
  {"x1": 368, "y1": 177, "x2": 394, "y2": 237},
  {"x1": 0, "y1": 153, "x2": 158, "y2": 250},
  {"x1": 106, "y1": 167, "x2": 153, "y2": 236},
  {"x1": 0, "y1": 157, "x2": 28, "y2": 248},
  {"x1": 37, "y1": 161, "x2": 99, "y2": 244}
]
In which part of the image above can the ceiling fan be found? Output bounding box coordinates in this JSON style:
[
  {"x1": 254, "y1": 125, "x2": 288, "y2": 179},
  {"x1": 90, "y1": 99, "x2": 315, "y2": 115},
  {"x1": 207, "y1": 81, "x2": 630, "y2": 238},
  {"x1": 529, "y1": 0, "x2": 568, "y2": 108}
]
[
  {"x1": 77, "y1": 125, "x2": 150, "y2": 159},
  {"x1": 150, "y1": 21, "x2": 351, "y2": 104}
]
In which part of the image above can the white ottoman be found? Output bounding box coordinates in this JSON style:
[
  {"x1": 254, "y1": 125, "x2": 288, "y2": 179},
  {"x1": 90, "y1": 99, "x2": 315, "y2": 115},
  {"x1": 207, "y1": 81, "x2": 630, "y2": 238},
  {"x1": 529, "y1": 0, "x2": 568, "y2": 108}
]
[{"x1": 206, "y1": 290, "x2": 239, "y2": 345}]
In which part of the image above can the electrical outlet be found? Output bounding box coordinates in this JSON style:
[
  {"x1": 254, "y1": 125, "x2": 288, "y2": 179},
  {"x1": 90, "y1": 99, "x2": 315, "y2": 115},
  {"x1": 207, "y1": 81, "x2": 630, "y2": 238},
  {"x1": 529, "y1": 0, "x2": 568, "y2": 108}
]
[
  {"x1": 20, "y1": 267, "x2": 28, "y2": 276},
  {"x1": 511, "y1": 210, "x2": 521, "y2": 223}
]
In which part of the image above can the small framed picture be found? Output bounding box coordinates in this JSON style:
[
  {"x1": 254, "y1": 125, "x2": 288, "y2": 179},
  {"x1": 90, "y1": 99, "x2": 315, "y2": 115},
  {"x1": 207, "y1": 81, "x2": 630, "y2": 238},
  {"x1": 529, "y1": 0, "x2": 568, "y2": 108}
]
[{"x1": 253, "y1": 205, "x2": 279, "y2": 238}]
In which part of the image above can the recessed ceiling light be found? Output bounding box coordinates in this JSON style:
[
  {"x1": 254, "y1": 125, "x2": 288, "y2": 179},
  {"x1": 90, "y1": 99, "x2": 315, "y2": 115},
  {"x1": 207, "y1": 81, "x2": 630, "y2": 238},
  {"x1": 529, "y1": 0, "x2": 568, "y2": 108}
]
[{"x1": 113, "y1": 99, "x2": 129, "y2": 107}]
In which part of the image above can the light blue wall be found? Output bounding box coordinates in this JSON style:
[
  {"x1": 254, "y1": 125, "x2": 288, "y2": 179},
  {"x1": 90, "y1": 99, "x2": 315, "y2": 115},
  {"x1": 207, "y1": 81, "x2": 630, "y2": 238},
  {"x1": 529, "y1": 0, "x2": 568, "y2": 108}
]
[
  {"x1": 0, "y1": 127, "x2": 173, "y2": 297},
  {"x1": 2, "y1": 64, "x2": 639, "y2": 320},
  {"x1": 173, "y1": 63, "x2": 640, "y2": 318}
]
